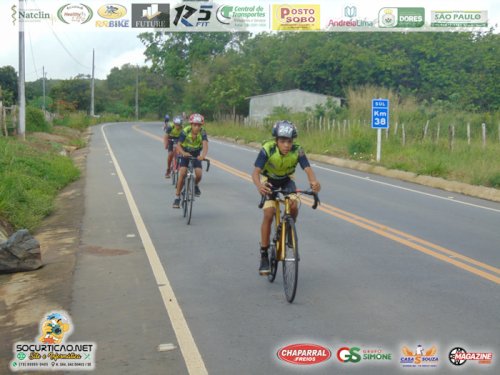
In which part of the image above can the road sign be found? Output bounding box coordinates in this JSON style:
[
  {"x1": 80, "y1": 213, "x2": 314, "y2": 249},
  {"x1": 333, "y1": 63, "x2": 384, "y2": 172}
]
[{"x1": 372, "y1": 99, "x2": 389, "y2": 129}]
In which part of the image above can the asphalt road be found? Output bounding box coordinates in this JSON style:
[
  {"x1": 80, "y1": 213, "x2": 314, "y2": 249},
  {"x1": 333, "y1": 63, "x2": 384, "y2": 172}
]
[{"x1": 70, "y1": 122, "x2": 499, "y2": 374}]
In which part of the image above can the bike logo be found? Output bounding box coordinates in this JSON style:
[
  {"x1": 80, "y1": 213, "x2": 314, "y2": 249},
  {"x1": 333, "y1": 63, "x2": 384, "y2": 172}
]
[
  {"x1": 97, "y1": 4, "x2": 127, "y2": 19},
  {"x1": 337, "y1": 347, "x2": 361, "y2": 363},
  {"x1": 173, "y1": 4, "x2": 213, "y2": 27},
  {"x1": 57, "y1": 3, "x2": 93, "y2": 24},
  {"x1": 277, "y1": 343, "x2": 331, "y2": 365}
]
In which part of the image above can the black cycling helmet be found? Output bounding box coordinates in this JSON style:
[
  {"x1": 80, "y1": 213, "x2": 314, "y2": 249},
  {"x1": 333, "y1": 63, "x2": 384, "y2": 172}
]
[
  {"x1": 173, "y1": 116, "x2": 183, "y2": 126},
  {"x1": 272, "y1": 120, "x2": 297, "y2": 139}
]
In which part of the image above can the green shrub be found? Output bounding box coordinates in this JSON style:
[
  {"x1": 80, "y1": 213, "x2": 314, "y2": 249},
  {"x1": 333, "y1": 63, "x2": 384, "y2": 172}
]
[{"x1": 26, "y1": 106, "x2": 51, "y2": 132}]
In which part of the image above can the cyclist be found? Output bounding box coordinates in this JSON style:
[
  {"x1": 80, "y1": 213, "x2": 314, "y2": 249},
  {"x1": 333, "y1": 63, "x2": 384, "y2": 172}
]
[
  {"x1": 163, "y1": 114, "x2": 170, "y2": 152},
  {"x1": 172, "y1": 113, "x2": 208, "y2": 208},
  {"x1": 164, "y1": 116, "x2": 184, "y2": 178},
  {"x1": 252, "y1": 120, "x2": 321, "y2": 275}
]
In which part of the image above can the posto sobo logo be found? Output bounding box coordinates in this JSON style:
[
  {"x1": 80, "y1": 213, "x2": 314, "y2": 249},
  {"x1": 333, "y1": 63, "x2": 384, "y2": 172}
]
[
  {"x1": 272, "y1": 4, "x2": 320, "y2": 30},
  {"x1": 337, "y1": 347, "x2": 361, "y2": 363},
  {"x1": 277, "y1": 343, "x2": 331, "y2": 365}
]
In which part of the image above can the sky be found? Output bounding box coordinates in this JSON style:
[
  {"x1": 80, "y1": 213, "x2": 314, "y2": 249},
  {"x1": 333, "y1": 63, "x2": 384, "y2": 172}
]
[{"x1": 0, "y1": 0, "x2": 498, "y2": 82}]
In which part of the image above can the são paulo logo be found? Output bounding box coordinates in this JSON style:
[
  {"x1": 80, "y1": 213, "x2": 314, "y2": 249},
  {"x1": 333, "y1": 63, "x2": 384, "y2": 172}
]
[{"x1": 277, "y1": 343, "x2": 331, "y2": 365}]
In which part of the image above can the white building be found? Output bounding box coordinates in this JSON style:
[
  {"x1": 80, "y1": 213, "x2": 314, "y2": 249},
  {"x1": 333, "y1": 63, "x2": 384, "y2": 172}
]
[{"x1": 248, "y1": 89, "x2": 341, "y2": 121}]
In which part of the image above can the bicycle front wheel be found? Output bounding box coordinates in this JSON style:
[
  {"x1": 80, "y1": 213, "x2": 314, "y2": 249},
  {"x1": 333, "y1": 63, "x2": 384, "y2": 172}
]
[
  {"x1": 268, "y1": 243, "x2": 278, "y2": 283},
  {"x1": 182, "y1": 183, "x2": 188, "y2": 218},
  {"x1": 282, "y1": 217, "x2": 299, "y2": 303},
  {"x1": 186, "y1": 175, "x2": 195, "y2": 225}
]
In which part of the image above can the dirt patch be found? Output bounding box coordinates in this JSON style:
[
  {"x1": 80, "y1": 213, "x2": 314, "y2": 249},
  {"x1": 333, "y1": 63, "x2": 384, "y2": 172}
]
[{"x1": 0, "y1": 140, "x2": 88, "y2": 367}]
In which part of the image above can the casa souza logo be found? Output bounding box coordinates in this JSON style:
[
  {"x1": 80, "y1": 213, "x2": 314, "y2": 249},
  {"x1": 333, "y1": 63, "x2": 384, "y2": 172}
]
[
  {"x1": 277, "y1": 343, "x2": 331, "y2": 365},
  {"x1": 400, "y1": 344, "x2": 439, "y2": 368},
  {"x1": 57, "y1": 3, "x2": 93, "y2": 24},
  {"x1": 448, "y1": 347, "x2": 493, "y2": 366}
]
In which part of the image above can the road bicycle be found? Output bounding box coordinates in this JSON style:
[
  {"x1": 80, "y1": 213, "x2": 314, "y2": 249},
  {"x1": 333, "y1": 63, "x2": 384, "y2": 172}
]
[
  {"x1": 259, "y1": 187, "x2": 320, "y2": 303},
  {"x1": 170, "y1": 140, "x2": 180, "y2": 186},
  {"x1": 180, "y1": 157, "x2": 210, "y2": 225}
]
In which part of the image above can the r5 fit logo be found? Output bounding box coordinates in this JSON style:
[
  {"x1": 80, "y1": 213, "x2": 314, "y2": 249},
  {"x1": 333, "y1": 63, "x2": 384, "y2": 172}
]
[
  {"x1": 173, "y1": 4, "x2": 213, "y2": 26},
  {"x1": 337, "y1": 347, "x2": 361, "y2": 363}
]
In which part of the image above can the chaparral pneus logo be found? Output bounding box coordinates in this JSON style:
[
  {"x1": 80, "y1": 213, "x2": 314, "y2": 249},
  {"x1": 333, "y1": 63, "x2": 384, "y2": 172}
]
[
  {"x1": 277, "y1": 343, "x2": 331, "y2": 365},
  {"x1": 58, "y1": 3, "x2": 93, "y2": 24}
]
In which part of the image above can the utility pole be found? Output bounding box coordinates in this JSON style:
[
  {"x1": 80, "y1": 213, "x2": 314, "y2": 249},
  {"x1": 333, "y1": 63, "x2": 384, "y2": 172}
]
[
  {"x1": 90, "y1": 49, "x2": 95, "y2": 116},
  {"x1": 42, "y1": 66, "x2": 46, "y2": 114},
  {"x1": 135, "y1": 65, "x2": 139, "y2": 120},
  {"x1": 18, "y1": 0, "x2": 26, "y2": 140}
]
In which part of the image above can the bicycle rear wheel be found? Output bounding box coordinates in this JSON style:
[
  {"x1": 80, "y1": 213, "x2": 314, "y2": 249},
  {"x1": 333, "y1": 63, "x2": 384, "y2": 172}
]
[
  {"x1": 267, "y1": 243, "x2": 278, "y2": 283},
  {"x1": 282, "y1": 217, "x2": 299, "y2": 303},
  {"x1": 186, "y1": 175, "x2": 195, "y2": 225}
]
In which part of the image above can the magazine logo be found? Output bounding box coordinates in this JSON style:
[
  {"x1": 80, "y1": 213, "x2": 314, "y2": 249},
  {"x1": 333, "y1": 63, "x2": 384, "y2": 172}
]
[
  {"x1": 277, "y1": 343, "x2": 331, "y2": 365},
  {"x1": 10, "y1": 311, "x2": 96, "y2": 371},
  {"x1": 448, "y1": 347, "x2": 493, "y2": 366},
  {"x1": 57, "y1": 3, "x2": 93, "y2": 24},
  {"x1": 400, "y1": 344, "x2": 439, "y2": 368},
  {"x1": 337, "y1": 347, "x2": 361, "y2": 363}
]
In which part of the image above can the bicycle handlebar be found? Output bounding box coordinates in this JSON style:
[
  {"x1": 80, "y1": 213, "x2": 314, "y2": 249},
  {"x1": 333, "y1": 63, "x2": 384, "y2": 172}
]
[
  {"x1": 184, "y1": 156, "x2": 210, "y2": 172},
  {"x1": 258, "y1": 187, "x2": 320, "y2": 210}
]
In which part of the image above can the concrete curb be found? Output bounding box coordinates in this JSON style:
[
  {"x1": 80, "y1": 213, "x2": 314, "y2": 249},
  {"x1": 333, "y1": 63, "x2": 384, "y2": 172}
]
[{"x1": 215, "y1": 136, "x2": 500, "y2": 203}]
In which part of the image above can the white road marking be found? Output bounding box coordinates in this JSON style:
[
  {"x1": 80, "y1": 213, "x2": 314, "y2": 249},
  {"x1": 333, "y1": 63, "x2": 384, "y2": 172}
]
[
  {"x1": 101, "y1": 124, "x2": 208, "y2": 375},
  {"x1": 126, "y1": 234, "x2": 136, "y2": 238},
  {"x1": 158, "y1": 343, "x2": 177, "y2": 352},
  {"x1": 211, "y1": 139, "x2": 500, "y2": 213}
]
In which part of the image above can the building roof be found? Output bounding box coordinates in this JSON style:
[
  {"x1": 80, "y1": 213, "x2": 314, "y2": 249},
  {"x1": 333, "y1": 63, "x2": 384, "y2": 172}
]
[{"x1": 248, "y1": 89, "x2": 335, "y2": 100}]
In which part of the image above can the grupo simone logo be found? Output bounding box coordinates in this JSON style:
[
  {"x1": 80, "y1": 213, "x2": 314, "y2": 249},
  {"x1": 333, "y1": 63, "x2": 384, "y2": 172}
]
[
  {"x1": 97, "y1": 4, "x2": 127, "y2": 19},
  {"x1": 10, "y1": 311, "x2": 96, "y2": 371},
  {"x1": 57, "y1": 3, "x2": 93, "y2": 24},
  {"x1": 277, "y1": 343, "x2": 331, "y2": 365}
]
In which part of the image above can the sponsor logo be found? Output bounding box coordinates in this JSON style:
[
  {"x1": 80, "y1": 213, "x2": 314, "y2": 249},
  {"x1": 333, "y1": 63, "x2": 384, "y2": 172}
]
[
  {"x1": 10, "y1": 311, "x2": 96, "y2": 371},
  {"x1": 362, "y1": 348, "x2": 393, "y2": 361},
  {"x1": 10, "y1": 5, "x2": 51, "y2": 25},
  {"x1": 272, "y1": 4, "x2": 321, "y2": 31},
  {"x1": 215, "y1": 5, "x2": 267, "y2": 28},
  {"x1": 57, "y1": 3, "x2": 93, "y2": 24},
  {"x1": 431, "y1": 11, "x2": 488, "y2": 27},
  {"x1": 173, "y1": 3, "x2": 213, "y2": 27},
  {"x1": 277, "y1": 343, "x2": 331, "y2": 365},
  {"x1": 96, "y1": 4, "x2": 129, "y2": 27},
  {"x1": 326, "y1": 5, "x2": 374, "y2": 29},
  {"x1": 400, "y1": 344, "x2": 439, "y2": 368},
  {"x1": 131, "y1": 3, "x2": 169, "y2": 28},
  {"x1": 379, "y1": 8, "x2": 425, "y2": 28},
  {"x1": 448, "y1": 347, "x2": 493, "y2": 366},
  {"x1": 97, "y1": 4, "x2": 127, "y2": 19},
  {"x1": 337, "y1": 347, "x2": 361, "y2": 363}
]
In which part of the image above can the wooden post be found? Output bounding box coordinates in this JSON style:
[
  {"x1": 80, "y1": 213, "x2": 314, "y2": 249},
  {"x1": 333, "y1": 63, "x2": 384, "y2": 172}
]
[
  {"x1": 449, "y1": 124, "x2": 455, "y2": 151},
  {"x1": 385, "y1": 128, "x2": 389, "y2": 140},
  {"x1": 436, "y1": 122, "x2": 440, "y2": 143},
  {"x1": 327, "y1": 118, "x2": 331, "y2": 131},
  {"x1": 498, "y1": 123, "x2": 500, "y2": 143},
  {"x1": 423, "y1": 120, "x2": 429, "y2": 141},
  {"x1": 402, "y1": 123, "x2": 406, "y2": 146},
  {"x1": 0, "y1": 101, "x2": 5, "y2": 136},
  {"x1": 482, "y1": 123, "x2": 486, "y2": 149},
  {"x1": 343, "y1": 119, "x2": 346, "y2": 137},
  {"x1": 394, "y1": 121, "x2": 398, "y2": 136},
  {"x1": 467, "y1": 123, "x2": 471, "y2": 145},
  {"x1": 319, "y1": 116, "x2": 323, "y2": 131}
]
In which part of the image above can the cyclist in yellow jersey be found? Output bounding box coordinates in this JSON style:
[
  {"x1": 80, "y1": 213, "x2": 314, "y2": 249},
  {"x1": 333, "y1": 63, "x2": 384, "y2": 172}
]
[
  {"x1": 164, "y1": 116, "x2": 184, "y2": 178},
  {"x1": 173, "y1": 113, "x2": 208, "y2": 208},
  {"x1": 252, "y1": 120, "x2": 321, "y2": 275}
]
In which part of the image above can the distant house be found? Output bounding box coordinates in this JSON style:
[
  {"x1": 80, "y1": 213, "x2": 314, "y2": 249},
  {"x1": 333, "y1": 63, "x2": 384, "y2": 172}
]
[{"x1": 248, "y1": 89, "x2": 341, "y2": 121}]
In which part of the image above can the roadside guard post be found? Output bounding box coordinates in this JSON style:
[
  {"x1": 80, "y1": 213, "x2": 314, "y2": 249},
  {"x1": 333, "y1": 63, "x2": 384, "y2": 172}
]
[{"x1": 372, "y1": 99, "x2": 389, "y2": 162}]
